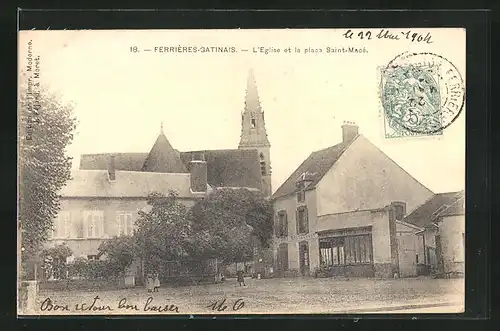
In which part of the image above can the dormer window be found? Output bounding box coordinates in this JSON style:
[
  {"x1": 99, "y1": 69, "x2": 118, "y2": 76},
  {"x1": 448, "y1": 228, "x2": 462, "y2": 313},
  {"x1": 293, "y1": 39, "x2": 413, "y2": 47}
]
[
  {"x1": 297, "y1": 190, "x2": 305, "y2": 203},
  {"x1": 192, "y1": 152, "x2": 205, "y2": 161},
  {"x1": 251, "y1": 113, "x2": 256, "y2": 128}
]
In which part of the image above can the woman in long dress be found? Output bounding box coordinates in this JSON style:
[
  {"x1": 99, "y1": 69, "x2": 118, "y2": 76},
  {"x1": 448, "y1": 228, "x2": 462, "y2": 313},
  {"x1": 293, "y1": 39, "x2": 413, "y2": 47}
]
[
  {"x1": 146, "y1": 273, "x2": 154, "y2": 293},
  {"x1": 153, "y1": 273, "x2": 160, "y2": 292}
]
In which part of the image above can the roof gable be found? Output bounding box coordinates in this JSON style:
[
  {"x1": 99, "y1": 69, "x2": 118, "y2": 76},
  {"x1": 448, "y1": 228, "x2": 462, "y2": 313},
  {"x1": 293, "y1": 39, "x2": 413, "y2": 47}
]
[
  {"x1": 142, "y1": 133, "x2": 188, "y2": 173},
  {"x1": 271, "y1": 136, "x2": 356, "y2": 200},
  {"x1": 404, "y1": 191, "x2": 464, "y2": 227}
]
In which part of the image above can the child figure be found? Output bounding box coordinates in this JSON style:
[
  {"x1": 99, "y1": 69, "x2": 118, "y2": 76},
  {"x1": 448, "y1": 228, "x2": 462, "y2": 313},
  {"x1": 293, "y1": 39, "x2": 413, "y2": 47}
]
[
  {"x1": 153, "y1": 273, "x2": 160, "y2": 292},
  {"x1": 236, "y1": 270, "x2": 246, "y2": 287},
  {"x1": 146, "y1": 273, "x2": 154, "y2": 293}
]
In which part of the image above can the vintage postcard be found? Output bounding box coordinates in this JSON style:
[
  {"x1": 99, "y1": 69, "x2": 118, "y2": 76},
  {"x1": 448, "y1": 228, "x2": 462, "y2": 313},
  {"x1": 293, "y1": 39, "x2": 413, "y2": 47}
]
[{"x1": 18, "y1": 28, "x2": 465, "y2": 316}]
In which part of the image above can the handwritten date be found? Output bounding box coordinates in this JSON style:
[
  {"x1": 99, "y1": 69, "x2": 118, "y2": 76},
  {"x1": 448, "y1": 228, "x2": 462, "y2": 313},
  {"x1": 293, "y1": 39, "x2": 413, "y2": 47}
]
[{"x1": 343, "y1": 29, "x2": 433, "y2": 44}]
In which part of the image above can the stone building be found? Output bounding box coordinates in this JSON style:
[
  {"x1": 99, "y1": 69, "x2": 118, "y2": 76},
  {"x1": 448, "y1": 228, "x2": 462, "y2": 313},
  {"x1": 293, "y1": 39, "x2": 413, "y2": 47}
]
[
  {"x1": 270, "y1": 123, "x2": 434, "y2": 278},
  {"x1": 404, "y1": 191, "x2": 465, "y2": 276},
  {"x1": 46, "y1": 71, "x2": 272, "y2": 281}
]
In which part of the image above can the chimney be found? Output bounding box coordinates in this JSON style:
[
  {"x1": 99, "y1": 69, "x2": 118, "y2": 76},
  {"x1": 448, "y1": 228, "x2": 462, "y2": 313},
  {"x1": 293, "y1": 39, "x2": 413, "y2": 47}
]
[
  {"x1": 341, "y1": 121, "x2": 359, "y2": 143},
  {"x1": 189, "y1": 153, "x2": 207, "y2": 193},
  {"x1": 108, "y1": 155, "x2": 116, "y2": 181}
]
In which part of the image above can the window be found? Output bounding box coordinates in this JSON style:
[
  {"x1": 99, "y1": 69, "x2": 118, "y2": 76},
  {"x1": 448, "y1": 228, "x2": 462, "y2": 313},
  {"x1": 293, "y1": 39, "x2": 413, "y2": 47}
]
[
  {"x1": 87, "y1": 255, "x2": 98, "y2": 261},
  {"x1": 275, "y1": 211, "x2": 288, "y2": 238},
  {"x1": 296, "y1": 206, "x2": 309, "y2": 234},
  {"x1": 277, "y1": 243, "x2": 289, "y2": 271},
  {"x1": 117, "y1": 212, "x2": 134, "y2": 237},
  {"x1": 251, "y1": 114, "x2": 256, "y2": 128},
  {"x1": 84, "y1": 211, "x2": 104, "y2": 239},
  {"x1": 392, "y1": 202, "x2": 406, "y2": 220},
  {"x1": 296, "y1": 190, "x2": 305, "y2": 203},
  {"x1": 259, "y1": 153, "x2": 266, "y2": 175},
  {"x1": 51, "y1": 211, "x2": 71, "y2": 239},
  {"x1": 320, "y1": 234, "x2": 372, "y2": 266}
]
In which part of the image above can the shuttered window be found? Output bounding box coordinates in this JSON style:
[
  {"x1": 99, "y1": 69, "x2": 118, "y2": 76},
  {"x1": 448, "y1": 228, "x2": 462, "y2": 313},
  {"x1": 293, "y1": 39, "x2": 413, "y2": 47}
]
[
  {"x1": 83, "y1": 211, "x2": 104, "y2": 238},
  {"x1": 296, "y1": 206, "x2": 309, "y2": 234},
  {"x1": 51, "y1": 211, "x2": 71, "y2": 239},
  {"x1": 117, "y1": 212, "x2": 134, "y2": 237}
]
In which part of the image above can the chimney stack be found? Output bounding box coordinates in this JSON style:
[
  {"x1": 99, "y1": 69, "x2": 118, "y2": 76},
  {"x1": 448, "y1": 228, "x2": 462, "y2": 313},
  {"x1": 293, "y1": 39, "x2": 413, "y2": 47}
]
[
  {"x1": 108, "y1": 155, "x2": 116, "y2": 181},
  {"x1": 189, "y1": 152, "x2": 207, "y2": 193},
  {"x1": 341, "y1": 121, "x2": 359, "y2": 143}
]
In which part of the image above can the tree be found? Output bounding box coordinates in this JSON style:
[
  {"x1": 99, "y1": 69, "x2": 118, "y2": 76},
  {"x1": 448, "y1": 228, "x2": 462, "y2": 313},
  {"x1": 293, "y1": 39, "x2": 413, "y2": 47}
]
[
  {"x1": 18, "y1": 74, "x2": 77, "y2": 261},
  {"x1": 134, "y1": 191, "x2": 191, "y2": 273},
  {"x1": 40, "y1": 243, "x2": 73, "y2": 279},
  {"x1": 98, "y1": 236, "x2": 137, "y2": 278},
  {"x1": 188, "y1": 188, "x2": 274, "y2": 265}
]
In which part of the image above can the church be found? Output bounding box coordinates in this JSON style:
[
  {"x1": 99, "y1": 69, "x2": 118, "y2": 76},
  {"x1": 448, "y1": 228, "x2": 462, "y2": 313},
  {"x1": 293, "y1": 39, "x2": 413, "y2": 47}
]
[{"x1": 47, "y1": 71, "x2": 272, "y2": 272}]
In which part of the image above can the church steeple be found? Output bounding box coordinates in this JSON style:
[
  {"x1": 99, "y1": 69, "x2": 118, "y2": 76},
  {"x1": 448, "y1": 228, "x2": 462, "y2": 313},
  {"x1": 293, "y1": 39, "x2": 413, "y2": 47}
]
[
  {"x1": 239, "y1": 69, "x2": 270, "y2": 148},
  {"x1": 238, "y1": 69, "x2": 272, "y2": 197}
]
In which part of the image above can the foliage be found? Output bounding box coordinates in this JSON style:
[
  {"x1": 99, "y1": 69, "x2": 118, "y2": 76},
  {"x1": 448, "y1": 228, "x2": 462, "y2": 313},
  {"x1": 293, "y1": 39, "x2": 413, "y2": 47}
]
[
  {"x1": 98, "y1": 236, "x2": 136, "y2": 277},
  {"x1": 67, "y1": 259, "x2": 111, "y2": 280},
  {"x1": 40, "y1": 244, "x2": 73, "y2": 280},
  {"x1": 188, "y1": 188, "x2": 274, "y2": 264},
  {"x1": 134, "y1": 191, "x2": 191, "y2": 272},
  {"x1": 18, "y1": 74, "x2": 77, "y2": 260}
]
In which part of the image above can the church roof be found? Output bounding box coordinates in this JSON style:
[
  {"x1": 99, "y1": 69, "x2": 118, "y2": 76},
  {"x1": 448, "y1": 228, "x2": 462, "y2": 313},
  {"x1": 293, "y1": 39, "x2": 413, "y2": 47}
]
[
  {"x1": 141, "y1": 133, "x2": 188, "y2": 173},
  {"x1": 404, "y1": 191, "x2": 465, "y2": 227},
  {"x1": 180, "y1": 149, "x2": 262, "y2": 190},
  {"x1": 80, "y1": 153, "x2": 149, "y2": 171},
  {"x1": 79, "y1": 149, "x2": 262, "y2": 191},
  {"x1": 271, "y1": 137, "x2": 356, "y2": 200},
  {"x1": 60, "y1": 170, "x2": 201, "y2": 198}
]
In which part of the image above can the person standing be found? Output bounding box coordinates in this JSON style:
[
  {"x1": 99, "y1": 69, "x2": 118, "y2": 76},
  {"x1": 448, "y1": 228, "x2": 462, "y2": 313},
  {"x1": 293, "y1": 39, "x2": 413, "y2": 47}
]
[
  {"x1": 146, "y1": 273, "x2": 154, "y2": 293},
  {"x1": 236, "y1": 269, "x2": 246, "y2": 286},
  {"x1": 153, "y1": 273, "x2": 160, "y2": 292}
]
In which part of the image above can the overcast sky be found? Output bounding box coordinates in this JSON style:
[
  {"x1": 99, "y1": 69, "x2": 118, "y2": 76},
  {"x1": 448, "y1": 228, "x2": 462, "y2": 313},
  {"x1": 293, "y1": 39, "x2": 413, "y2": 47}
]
[{"x1": 19, "y1": 29, "x2": 465, "y2": 194}]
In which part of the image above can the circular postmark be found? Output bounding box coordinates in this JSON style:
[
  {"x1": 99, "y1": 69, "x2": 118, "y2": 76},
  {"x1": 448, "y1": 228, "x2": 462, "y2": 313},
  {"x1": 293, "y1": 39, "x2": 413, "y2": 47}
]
[{"x1": 380, "y1": 52, "x2": 465, "y2": 136}]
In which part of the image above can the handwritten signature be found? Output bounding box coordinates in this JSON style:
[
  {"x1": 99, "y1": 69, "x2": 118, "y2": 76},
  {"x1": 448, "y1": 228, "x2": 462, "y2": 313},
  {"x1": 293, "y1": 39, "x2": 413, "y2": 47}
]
[
  {"x1": 206, "y1": 298, "x2": 245, "y2": 312},
  {"x1": 342, "y1": 29, "x2": 433, "y2": 44}
]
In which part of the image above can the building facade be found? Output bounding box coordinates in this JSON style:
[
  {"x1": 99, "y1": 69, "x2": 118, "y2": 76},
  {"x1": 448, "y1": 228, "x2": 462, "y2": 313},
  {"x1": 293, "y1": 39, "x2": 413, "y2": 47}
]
[
  {"x1": 46, "y1": 71, "x2": 272, "y2": 279},
  {"x1": 270, "y1": 123, "x2": 434, "y2": 278},
  {"x1": 404, "y1": 191, "x2": 465, "y2": 276}
]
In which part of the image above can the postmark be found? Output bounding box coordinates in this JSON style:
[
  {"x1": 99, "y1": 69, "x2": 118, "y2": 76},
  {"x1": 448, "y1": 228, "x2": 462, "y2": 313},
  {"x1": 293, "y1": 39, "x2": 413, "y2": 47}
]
[{"x1": 380, "y1": 52, "x2": 465, "y2": 138}]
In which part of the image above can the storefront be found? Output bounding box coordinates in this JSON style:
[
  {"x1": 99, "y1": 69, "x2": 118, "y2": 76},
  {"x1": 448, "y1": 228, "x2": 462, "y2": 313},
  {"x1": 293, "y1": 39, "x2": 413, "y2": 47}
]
[{"x1": 317, "y1": 226, "x2": 375, "y2": 277}]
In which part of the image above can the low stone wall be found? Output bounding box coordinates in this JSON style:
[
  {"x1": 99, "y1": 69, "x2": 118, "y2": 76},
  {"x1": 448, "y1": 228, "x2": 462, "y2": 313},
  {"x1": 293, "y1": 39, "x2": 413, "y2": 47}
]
[{"x1": 18, "y1": 281, "x2": 38, "y2": 315}]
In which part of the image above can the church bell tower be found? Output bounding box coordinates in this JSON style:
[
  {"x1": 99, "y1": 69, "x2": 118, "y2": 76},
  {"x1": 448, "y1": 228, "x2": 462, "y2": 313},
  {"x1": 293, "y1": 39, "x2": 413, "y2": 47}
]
[{"x1": 238, "y1": 70, "x2": 272, "y2": 197}]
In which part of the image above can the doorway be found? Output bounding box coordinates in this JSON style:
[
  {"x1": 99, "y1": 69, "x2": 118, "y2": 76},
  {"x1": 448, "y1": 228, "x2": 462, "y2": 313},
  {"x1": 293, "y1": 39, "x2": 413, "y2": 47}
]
[{"x1": 299, "y1": 241, "x2": 310, "y2": 276}]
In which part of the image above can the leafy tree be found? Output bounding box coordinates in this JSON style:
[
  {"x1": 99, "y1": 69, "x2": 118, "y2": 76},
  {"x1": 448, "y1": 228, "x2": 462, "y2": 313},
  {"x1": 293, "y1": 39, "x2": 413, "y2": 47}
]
[
  {"x1": 188, "y1": 188, "x2": 274, "y2": 265},
  {"x1": 134, "y1": 191, "x2": 191, "y2": 273},
  {"x1": 98, "y1": 236, "x2": 137, "y2": 277},
  {"x1": 40, "y1": 243, "x2": 73, "y2": 279},
  {"x1": 18, "y1": 74, "x2": 77, "y2": 261}
]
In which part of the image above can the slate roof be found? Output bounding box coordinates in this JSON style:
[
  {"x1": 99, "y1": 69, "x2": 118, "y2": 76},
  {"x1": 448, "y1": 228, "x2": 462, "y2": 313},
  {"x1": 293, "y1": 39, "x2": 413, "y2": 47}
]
[
  {"x1": 141, "y1": 133, "x2": 188, "y2": 173},
  {"x1": 180, "y1": 149, "x2": 262, "y2": 190},
  {"x1": 403, "y1": 191, "x2": 464, "y2": 227},
  {"x1": 79, "y1": 150, "x2": 262, "y2": 191},
  {"x1": 60, "y1": 170, "x2": 205, "y2": 198},
  {"x1": 271, "y1": 136, "x2": 356, "y2": 200},
  {"x1": 80, "y1": 153, "x2": 148, "y2": 171}
]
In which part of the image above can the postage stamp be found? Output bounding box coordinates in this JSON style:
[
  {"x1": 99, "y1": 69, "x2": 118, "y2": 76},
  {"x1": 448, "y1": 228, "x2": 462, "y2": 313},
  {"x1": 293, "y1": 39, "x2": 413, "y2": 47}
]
[{"x1": 380, "y1": 52, "x2": 465, "y2": 138}]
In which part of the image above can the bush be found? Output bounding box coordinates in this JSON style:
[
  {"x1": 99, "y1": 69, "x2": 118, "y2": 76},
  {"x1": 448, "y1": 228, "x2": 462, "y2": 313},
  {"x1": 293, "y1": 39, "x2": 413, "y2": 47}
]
[{"x1": 67, "y1": 259, "x2": 117, "y2": 280}]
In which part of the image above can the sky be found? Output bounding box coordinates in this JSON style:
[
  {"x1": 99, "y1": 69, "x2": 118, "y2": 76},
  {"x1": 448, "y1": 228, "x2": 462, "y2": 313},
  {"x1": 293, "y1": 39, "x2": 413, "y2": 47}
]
[{"x1": 18, "y1": 29, "x2": 466, "y2": 194}]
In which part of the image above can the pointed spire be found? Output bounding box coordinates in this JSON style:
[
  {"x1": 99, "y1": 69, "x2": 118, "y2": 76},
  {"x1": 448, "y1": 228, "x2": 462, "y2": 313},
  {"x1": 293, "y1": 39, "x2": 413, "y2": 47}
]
[
  {"x1": 245, "y1": 69, "x2": 262, "y2": 114},
  {"x1": 160, "y1": 121, "x2": 164, "y2": 134},
  {"x1": 239, "y1": 69, "x2": 270, "y2": 148}
]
